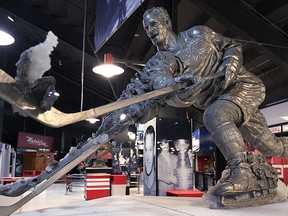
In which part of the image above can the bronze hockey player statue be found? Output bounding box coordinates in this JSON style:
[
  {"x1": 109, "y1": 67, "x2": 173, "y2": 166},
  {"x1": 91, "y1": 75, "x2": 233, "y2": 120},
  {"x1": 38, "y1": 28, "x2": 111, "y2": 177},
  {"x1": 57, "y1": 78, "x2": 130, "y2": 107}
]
[
  {"x1": 96, "y1": 7, "x2": 288, "y2": 207},
  {"x1": 0, "y1": 7, "x2": 287, "y2": 213}
]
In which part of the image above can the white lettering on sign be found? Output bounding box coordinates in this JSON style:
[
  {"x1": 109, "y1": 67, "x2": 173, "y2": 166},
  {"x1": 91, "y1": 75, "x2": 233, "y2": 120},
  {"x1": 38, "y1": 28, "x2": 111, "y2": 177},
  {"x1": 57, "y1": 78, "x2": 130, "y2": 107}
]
[{"x1": 26, "y1": 136, "x2": 48, "y2": 147}]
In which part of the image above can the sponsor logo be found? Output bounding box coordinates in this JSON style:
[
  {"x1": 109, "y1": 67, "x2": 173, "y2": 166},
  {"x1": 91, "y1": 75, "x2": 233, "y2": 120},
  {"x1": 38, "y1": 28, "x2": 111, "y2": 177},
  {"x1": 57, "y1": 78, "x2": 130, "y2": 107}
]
[{"x1": 25, "y1": 136, "x2": 48, "y2": 147}]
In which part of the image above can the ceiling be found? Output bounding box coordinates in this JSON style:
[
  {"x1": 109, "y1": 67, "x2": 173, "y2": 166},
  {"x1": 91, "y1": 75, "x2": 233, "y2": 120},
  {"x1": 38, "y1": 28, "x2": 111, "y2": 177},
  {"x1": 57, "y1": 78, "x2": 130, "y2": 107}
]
[{"x1": 0, "y1": 0, "x2": 288, "y2": 146}]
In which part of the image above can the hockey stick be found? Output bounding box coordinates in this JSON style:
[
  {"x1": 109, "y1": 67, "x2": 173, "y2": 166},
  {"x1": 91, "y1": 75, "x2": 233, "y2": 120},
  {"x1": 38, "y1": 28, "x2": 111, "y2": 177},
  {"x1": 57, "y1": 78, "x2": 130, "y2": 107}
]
[
  {"x1": 0, "y1": 68, "x2": 186, "y2": 128},
  {"x1": 0, "y1": 133, "x2": 111, "y2": 215}
]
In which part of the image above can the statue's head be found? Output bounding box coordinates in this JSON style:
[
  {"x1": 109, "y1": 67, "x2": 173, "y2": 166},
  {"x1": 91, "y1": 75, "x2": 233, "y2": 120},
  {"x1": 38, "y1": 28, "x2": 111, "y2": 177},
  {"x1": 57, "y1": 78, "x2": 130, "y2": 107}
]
[
  {"x1": 143, "y1": 7, "x2": 172, "y2": 28},
  {"x1": 143, "y1": 7, "x2": 173, "y2": 50}
]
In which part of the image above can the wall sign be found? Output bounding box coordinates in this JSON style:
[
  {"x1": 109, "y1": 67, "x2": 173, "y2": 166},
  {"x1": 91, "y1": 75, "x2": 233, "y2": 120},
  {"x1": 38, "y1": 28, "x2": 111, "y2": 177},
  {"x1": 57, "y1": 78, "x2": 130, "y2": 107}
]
[{"x1": 17, "y1": 132, "x2": 54, "y2": 150}]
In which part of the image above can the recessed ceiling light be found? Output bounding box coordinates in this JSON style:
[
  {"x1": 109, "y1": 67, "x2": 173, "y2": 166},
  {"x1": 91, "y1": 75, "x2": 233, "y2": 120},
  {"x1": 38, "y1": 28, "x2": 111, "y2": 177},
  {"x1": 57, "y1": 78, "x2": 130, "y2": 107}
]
[{"x1": 8, "y1": 16, "x2": 14, "y2": 22}]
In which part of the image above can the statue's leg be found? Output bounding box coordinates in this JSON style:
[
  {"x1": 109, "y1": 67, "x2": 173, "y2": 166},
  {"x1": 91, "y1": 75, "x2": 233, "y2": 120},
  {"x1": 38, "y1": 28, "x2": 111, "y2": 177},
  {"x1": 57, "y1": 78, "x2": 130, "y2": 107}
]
[
  {"x1": 240, "y1": 109, "x2": 288, "y2": 158},
  {"x1": 204, "y1": 100, "x2": 258, "y2": 195}
]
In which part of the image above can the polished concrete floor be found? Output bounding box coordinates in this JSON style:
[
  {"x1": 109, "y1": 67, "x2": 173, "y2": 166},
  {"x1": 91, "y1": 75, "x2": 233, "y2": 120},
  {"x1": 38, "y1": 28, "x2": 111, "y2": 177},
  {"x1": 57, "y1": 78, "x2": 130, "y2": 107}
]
[{"x1": 8, "y1": 183, "x2": 288, "y2": 216}]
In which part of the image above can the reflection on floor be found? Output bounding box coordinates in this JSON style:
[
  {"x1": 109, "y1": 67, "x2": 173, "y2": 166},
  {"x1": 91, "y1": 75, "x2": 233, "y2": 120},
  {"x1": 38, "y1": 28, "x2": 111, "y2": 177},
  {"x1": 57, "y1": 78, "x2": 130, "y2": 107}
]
[
  {"x1": 12, "y1": 183, "x2": 143, "y2": 215},
  {"x1": 12, "y1": 183, "x2": 288, "y2": 216}
]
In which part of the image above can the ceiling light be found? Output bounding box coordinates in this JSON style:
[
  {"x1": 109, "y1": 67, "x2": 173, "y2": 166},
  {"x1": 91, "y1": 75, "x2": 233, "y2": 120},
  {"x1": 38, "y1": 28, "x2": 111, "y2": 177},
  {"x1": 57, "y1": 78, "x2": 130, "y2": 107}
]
[
  {"x1": 92, "y1": 63, "x2": 124, "y2": 77},
  {"x1": 0, "y1": 30, "x2": 15, "y2": 46},
  {"x1": 128, "y1": 131, "x2": 136, "y2": 140},
  {"x1": 92, "y1": 53, "x2": 124, "y2": 78},
  {"x1": 8, "y1": 16, "x2": 14, "y2": 22},
  {"x1": 86, "y1": 118, "x2": 100, "y2": 124},
  {"x1": 280, "y1": 116, "x2": 288, "y2": 121}
]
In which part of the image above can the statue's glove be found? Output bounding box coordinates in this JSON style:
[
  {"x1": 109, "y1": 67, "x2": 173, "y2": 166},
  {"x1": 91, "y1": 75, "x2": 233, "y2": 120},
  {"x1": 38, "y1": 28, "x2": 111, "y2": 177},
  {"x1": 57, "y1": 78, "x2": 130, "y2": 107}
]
[
  {"x1": 95, "y1": 109, "x2": 135, "y2": 137},
  {"x1": 216, "y1": 57, "x2": 240, "y2": 90},
  {"x1": 152, "y1": 75, "x2": 176, "y2": 89}
]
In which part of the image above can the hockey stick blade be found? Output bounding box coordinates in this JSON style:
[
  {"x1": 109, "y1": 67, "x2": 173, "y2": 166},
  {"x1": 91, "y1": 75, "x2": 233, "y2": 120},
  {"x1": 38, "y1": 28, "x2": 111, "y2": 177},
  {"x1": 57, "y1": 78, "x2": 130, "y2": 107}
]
[{"x1": 0, "y1": 133, "x2": 111, "y2": 215}]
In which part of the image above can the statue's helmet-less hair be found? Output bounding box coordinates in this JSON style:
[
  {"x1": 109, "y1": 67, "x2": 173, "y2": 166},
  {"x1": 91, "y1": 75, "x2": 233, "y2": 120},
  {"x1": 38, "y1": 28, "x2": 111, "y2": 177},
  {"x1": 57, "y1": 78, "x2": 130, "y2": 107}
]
[{"x1": 143, "y1": 7, "x2": 172, "y2": 29}]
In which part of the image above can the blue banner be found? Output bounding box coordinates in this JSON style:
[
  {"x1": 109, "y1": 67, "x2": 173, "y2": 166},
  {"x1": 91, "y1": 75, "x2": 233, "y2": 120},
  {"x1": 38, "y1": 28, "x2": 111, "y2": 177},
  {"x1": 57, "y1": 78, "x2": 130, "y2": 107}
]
[{"x1": 94, "y1": 0, "x2": 144, "y2": 52}]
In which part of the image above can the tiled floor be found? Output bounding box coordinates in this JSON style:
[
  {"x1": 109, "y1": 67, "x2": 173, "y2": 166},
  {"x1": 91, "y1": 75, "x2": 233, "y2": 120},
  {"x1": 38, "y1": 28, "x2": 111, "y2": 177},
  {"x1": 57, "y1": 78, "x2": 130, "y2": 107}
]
[{"x1": 1, "y1": 182, "x2": 287, "y2": 216}]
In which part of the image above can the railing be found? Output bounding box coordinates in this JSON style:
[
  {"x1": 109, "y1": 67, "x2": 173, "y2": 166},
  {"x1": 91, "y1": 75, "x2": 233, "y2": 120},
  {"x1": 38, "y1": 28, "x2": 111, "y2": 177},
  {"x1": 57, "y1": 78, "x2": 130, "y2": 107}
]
[{"x1": 66, "y1": 174, "x2": 85, "y2": 194}]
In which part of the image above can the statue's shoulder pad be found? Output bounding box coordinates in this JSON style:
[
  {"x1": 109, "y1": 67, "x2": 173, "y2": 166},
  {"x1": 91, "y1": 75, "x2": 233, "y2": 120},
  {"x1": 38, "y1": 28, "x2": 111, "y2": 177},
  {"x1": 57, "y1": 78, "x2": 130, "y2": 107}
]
[{"x1": 186, "y1": 26, "x2": 213, "y2": 37}]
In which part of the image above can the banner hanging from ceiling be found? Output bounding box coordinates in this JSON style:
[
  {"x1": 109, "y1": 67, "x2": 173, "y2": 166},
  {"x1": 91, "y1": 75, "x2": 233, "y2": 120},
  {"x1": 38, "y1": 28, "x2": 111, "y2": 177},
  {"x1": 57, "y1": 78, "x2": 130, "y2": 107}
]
[{"x1": 94, "y1": 0, "x2": 144, "y2": 52}]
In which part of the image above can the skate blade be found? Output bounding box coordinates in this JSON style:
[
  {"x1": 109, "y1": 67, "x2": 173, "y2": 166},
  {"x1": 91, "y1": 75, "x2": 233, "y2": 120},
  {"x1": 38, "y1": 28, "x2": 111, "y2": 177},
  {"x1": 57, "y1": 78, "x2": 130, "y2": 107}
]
[{"x1": 221, "y1": 189, "x2": 277, "y2": 208}]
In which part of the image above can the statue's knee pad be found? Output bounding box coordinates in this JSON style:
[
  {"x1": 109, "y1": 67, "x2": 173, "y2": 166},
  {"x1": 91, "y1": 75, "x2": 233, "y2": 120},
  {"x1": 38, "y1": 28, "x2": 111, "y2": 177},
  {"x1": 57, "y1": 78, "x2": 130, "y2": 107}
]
[{"x1": 203, "y1": 100, "x2": 242, "y2": 133}]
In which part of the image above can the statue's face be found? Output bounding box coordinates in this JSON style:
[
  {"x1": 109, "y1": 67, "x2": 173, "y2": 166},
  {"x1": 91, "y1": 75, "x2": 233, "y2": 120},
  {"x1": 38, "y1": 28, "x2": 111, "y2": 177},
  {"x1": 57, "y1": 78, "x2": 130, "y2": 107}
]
[
  {"x1": 143, "y1": 13, "x2": 170, "y2": 49},
  {"x1": 144, "y1": 132, "x2": 155, "y2": 175}
]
